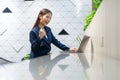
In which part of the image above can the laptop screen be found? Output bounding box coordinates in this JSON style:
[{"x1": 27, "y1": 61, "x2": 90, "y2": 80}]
[{"x1": 78, "y1": 35, "x2": 90, "y2": 53}]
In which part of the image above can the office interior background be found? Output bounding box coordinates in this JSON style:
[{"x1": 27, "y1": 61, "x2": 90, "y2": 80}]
[{"x1": 0, "y1": 0, "x2": 92, "y2": 62}]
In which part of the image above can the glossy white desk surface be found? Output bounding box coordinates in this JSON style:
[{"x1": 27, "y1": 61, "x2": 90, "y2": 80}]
[
  {"x1": 86, "y1": 54, "x2": 120, "y2": 80},
  {"x1": 1, "y1": 53, "x2": 120, "y2": 80},
  {"x1": 0, "y1": 53, "x2": 85, "y2": 80}
]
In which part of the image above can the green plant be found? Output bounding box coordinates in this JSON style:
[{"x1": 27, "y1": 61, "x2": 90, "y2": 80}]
[
  {"x1": 84, "y1": 10, "x2": 96, "y2": 31},
  {"x1": 21, "y1": 54, "x2": 30, "y2": 61},
  {"x1": 83, "y1": 0, "x2": 103, "y2": 31},
  {"x1": 93, "y1": 0, "x2": 103, "y2": 9},
  {"x1": 76, "y1": 35, "x2": 82, "y2": 43}
]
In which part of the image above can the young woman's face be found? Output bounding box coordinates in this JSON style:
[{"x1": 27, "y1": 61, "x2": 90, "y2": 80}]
[{"x1": 40, "y1": 13, "x2": 52, "y2": 26}]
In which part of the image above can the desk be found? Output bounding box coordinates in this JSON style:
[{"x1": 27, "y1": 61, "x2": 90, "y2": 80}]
[
  {"x1": 1, "y1": 53, "x2": 119, "y2": 80},
  {"x1": 0, "y1": 53, "x2": 85, "y2": 80}
]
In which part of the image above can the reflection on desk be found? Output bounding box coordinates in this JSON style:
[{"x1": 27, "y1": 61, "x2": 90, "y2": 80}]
[{"x1": 0, "y1": 53, "x2": 85, "y2": 80}]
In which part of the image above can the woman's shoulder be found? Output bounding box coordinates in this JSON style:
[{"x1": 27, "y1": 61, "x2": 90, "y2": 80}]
[
  {"x1": 45, "y1": 26, "x2": 52, "y2": 32},
  {"x1": 45, "y1": 26, "x2": 51, "y2": 29},
  {"x1": 31, "y1": 26, "x2": 40, "y2": 32}
]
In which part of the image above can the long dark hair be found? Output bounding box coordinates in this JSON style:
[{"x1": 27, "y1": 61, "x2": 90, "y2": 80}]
[{"x1": 32, "y1": 8, "x2": 52, "y2": 29}]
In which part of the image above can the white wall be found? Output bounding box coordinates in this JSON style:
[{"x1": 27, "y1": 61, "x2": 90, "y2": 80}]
[{"x1": 85, "y1": 0, "x2": 120, "y2": 80}]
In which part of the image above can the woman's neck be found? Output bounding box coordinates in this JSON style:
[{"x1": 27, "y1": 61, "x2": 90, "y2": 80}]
[{"x1": 39, "y1": 23, "x2": 44, "y2": 29}]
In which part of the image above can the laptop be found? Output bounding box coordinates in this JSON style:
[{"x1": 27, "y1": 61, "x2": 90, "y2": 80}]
[
  {"x1": 60, "y1": 35, "x2": 90, "y2": 53},
  {"x1": 60, "y1": 35, "x2": 91, "y2": 69}
]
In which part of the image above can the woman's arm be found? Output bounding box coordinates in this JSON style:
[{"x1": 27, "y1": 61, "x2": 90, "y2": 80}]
[
  {"x1": 51, "y1": 30, "x2": 70, "y2": 51},
  {"x1": 29, "y1": 31, "x2": 42, "y2": 52}
]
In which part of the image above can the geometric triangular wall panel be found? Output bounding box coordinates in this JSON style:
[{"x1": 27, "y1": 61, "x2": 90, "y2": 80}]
[
  {"x1": 58, "y1": 29, "x2": 69, "y2": 35},
  {"x1": 0, "y1": 29, "x2": 7, "y2": 36},
  {"x1": 0, "y1": 57, "x2": 13, "y2": 65},
  {"x1": 24, "y1": 0, "x2": 34, "y2": 6},
  {"x1": 2, "y1": 7, "x2": 12, "y2": 13}
]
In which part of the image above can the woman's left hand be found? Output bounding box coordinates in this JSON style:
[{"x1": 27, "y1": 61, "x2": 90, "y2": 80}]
[{"x1": 70, "y1": 47, "x2": 78, "y2": 52}]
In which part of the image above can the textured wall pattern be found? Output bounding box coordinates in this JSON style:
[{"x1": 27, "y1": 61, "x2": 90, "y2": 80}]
[{"x1": 0, "y1": 0, "x2": 92, "y2": 62}]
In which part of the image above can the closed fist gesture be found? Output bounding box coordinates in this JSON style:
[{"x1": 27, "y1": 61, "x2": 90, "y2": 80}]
[{"x1": 39, "y1": 29, "x2": 46, "y2": 39}]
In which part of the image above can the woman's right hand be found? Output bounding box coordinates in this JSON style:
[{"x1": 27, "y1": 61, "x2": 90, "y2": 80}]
[
  {"x1": 70, "y1": 47, "x2": 78, "y2": 52},
  {"x1": 39, "y1": 29, "x2": 45, "y2": 39}
]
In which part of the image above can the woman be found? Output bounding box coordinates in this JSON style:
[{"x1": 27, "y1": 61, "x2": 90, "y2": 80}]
[{"x1": 29, "y1": 8, "x2": 77, "y2": 58}]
